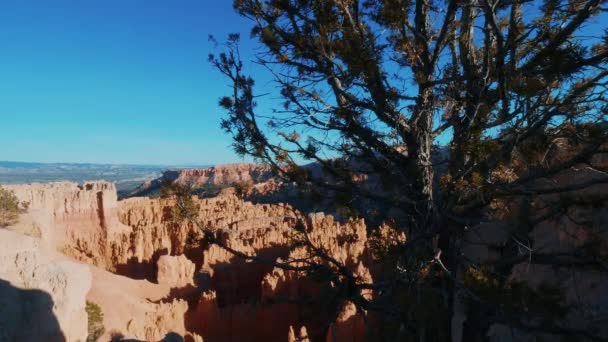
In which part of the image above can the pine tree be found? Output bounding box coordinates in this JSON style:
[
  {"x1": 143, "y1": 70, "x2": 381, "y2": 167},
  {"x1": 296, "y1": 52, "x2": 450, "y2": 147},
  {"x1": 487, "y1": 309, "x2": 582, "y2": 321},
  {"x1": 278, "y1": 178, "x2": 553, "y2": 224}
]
[{"x1": 198, "y1": 0, "x2": 608, "y2": 340}]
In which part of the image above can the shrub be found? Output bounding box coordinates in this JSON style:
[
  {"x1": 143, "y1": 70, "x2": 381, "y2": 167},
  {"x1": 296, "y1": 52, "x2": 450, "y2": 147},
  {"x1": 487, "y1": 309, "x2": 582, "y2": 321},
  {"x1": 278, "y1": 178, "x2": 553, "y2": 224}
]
[
  {"x1": 0, "y1": 186, "x2": 19, "y2": 227},
  {"x1": 232, "y1": 180, "x2": 253, "y2": 198},
  {"x1": 86, "y1": 301, "x2": 105, "y2": 342}
]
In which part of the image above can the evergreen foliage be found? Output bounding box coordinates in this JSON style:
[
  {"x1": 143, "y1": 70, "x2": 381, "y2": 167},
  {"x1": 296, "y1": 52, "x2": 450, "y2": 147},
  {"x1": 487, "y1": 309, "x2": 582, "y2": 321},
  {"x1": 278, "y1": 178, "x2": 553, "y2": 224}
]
[
  {"x1": 198, "y1": 0, "x2": 607, "y2": 340},
  {"x1": 0, "y1": 186, "x2": 20, "y2": 227}
]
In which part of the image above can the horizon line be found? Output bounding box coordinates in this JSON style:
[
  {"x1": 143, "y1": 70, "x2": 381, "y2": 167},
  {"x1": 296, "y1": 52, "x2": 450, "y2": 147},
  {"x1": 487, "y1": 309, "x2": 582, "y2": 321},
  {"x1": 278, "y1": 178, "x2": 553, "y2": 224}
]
[{"x1": 0, "y1": 159, "x2": 215, "y2": 168}]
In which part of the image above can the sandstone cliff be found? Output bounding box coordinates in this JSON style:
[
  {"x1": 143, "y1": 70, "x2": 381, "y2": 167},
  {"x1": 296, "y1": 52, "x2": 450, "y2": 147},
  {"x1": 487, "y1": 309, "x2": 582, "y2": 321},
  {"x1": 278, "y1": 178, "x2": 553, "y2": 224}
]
[
  {"x1": 4, "y1": 182, "x2": 131, "y2": 268},
  {"x1": 0, "y1": 229, "x2": 91, "y2": 342},
  {"x1": 87, "y1": 264, "x2": 189, "y2": 341}
]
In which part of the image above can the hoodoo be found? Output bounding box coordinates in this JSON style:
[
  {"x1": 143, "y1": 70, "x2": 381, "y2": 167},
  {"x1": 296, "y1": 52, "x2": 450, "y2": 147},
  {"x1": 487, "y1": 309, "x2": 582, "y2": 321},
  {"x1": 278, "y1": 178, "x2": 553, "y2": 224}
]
[{"x1": 1, "y1": 181, "x2": 374, "y2": 341}]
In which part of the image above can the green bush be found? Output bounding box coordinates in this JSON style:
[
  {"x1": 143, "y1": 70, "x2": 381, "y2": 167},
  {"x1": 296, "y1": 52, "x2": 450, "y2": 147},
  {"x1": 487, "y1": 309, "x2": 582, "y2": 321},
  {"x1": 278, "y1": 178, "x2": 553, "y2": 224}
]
[
  {"x1": 86, "y1": 301, "x2": 105, "y2": 342},
  {"x1": 232, "y1": 180, "x2": 253, "y2": 198},
  {"x1": 0, "y1": 186, "x2": 19, "y2": 227}
]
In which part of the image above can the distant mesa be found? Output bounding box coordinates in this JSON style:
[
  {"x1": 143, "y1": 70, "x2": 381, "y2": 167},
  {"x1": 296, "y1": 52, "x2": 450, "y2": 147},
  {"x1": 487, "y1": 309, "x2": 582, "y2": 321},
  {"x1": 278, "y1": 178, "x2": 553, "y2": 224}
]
[{"x1": 128, "y1": 163, "x2": 274, "y2": 198}]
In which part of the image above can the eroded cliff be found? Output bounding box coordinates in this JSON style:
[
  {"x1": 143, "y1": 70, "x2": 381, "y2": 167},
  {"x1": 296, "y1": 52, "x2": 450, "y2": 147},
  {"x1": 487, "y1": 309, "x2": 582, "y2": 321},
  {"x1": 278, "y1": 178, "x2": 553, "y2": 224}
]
[
  {"x1": 0, "y1": 229, "x2": 91, "y2": 342},
  {"x1": 3, "y1": 181, "x2": 372, "y2": 341}
]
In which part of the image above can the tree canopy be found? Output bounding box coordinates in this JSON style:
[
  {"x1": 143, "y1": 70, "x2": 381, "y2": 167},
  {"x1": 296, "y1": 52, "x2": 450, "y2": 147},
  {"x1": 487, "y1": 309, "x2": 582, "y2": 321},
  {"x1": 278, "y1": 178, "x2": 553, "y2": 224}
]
[{"x1": 199, "y1": 0, "x2": 608, "y2": 340}]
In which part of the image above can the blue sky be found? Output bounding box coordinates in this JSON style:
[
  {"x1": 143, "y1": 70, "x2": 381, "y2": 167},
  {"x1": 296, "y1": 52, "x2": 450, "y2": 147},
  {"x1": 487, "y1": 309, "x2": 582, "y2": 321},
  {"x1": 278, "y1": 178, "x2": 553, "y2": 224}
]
[
  {"x1": 0, "y1": 1, "x2": 265, "y2": 165},
  {"x1": 0, "y1": 2, "x2": 605, "y2": 165}
]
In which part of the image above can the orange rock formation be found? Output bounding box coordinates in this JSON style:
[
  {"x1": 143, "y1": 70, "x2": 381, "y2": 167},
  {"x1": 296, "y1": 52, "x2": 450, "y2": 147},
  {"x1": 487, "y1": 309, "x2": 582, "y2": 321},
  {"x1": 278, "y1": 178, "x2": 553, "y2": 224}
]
[
  {"x1": 1, "y1": 149, "x2": 606, "y2": 341},
  {"x1": 3, "y1": 181, "x2": 372, "y2": 341}
]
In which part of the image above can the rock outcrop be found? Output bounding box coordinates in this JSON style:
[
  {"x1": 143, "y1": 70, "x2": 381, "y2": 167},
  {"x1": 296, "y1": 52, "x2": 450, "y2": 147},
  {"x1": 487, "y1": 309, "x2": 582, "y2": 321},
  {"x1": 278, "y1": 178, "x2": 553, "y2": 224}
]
[
  {"x1": 157, "y1": 255, "x2": 195, "y2": 287},
  {"x1": 186, "y1": 211, "x2": 372, "y2": 342},
  {"x1": 87, "y1": 264, "x2": 188, "y2": 341},
  {"x1": 0, "y1": 229, "x2": 91, "y2": 342},
  {"x1": 4, "y1": 182, "x2": 131, "y2": 268}
]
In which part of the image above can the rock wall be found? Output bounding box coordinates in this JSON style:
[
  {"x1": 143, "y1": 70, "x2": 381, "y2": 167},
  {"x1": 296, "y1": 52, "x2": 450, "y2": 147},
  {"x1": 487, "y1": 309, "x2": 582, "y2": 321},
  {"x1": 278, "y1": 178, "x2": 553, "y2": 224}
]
[
  {"x1": 0, "y1": 229, "x2": 91, "y2": 342},
  {"x1": 114, "y1": 196, "x2": 297, "y2": 280},
  {"x1": 4, "y1": 182, "x2": 131, "y2": 268},
  {"x1": 116, "y1": 192, "x2": 374, "y2": 341},
  {"x1": 117, "y1": 195, "x2": 371, "y2": 341},
  {"x1": 2, "y1": 182, "x2": 218, "y2": 341},
  {"x1": 86, "y1": 264, "x2": 189, "y2": 341}
]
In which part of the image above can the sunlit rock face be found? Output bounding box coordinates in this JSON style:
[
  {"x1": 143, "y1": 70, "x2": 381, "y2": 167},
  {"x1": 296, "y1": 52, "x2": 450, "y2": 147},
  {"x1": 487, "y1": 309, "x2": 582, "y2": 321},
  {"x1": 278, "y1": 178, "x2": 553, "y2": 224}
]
[
  {"x1": 86, "y1": 263, "x2": 189, "y2": 341},
  {"x1": 185, "y1": 210, "x2": 371, "y2": 342},
  {"x1": 0, "y1": 229, "x2": 91, "y2": 342},
  {"x1": 157, "y1": 254, "x2": 195, "y2": 287},
  {"x1": 4, "y1": 182, "x2": 131, "y2": 268}
]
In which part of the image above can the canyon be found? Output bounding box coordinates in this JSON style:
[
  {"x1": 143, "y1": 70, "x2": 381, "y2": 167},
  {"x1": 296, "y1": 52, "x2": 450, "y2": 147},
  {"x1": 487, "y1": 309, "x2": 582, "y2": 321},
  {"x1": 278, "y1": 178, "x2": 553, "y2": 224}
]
[
  {"x1": 1, "y1": 177, "x2": 372, "y2": 341},
  {"x1": 0, "y1": 157, "x2": 607, "y2": 341}
]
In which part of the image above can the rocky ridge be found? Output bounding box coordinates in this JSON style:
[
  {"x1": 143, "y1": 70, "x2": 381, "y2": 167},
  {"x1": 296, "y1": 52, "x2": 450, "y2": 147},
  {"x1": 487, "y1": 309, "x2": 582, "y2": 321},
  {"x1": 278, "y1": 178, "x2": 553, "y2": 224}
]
[{"x1": 129, "y1": 163, "x2": 274, "y2": 198}]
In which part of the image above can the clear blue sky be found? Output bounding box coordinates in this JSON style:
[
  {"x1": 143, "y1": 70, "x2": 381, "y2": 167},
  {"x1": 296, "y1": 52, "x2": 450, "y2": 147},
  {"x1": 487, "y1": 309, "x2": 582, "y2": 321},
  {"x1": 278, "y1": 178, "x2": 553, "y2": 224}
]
[
  {"x1": 1, "y1": 2, "x2": 605, "y2": 165},
  {"x1": 0, "y1": 0, "x2": 265, "y2": 165}
]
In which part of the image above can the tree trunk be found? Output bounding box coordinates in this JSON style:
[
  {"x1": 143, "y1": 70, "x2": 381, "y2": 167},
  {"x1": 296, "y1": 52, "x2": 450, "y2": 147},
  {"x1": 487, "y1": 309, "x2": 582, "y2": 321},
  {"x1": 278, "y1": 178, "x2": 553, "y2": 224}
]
[{"x1": 407, "y1": 86, "x2": 436, "y2": 233}]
